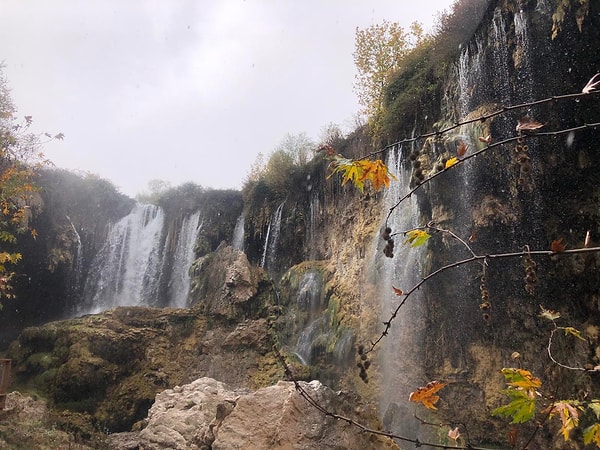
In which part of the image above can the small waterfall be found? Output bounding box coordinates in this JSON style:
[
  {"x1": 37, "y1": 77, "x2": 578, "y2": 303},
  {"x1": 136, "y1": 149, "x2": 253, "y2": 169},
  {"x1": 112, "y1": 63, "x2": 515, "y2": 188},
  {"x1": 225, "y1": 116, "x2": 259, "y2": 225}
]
[
  {"x1": 65, "y1": 215, "x2": 83, "y2": 291},
  {"x1": 80, "y1": 204, "x2": 166, "y2": 314},
  {"x1": 232, "y1": 213, "x2": 245, "y2": 251},
  {"x1": 168, "y1": 211, "x2": 201, "y2": 308},
  {"x1": 374, "y1": 147, "x2": 427, "y2": 440},
  {"x1": 260, "y1": 200, "x2": 286, "y2": 271},
  {"x1": 293, "y1": 270, "x2": 325, "y2": 364}
]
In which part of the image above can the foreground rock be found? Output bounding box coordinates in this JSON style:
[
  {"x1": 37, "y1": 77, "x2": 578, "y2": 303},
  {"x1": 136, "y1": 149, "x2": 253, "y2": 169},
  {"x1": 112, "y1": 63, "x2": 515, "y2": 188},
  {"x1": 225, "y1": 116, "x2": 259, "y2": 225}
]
[{"x1": 108, "y1": 377, "x2": 397, "y2": 450}]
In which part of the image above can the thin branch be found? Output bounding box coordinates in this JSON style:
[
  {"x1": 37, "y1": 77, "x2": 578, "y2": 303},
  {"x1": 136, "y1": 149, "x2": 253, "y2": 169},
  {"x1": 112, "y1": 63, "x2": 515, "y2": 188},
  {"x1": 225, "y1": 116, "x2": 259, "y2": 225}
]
[
  {"x1": 368, "y1": 246, "x2": 600, "y2": 353},
  {"x1": 385, "y1": 121, "x2": 600, "y2": 221},
  {"x1": 272, "y1": 345, "x2": 496, "y2": 450},
  {"x1": 362, "y1": 90, "x2": 600, "y2": 161},
  {"x1": 547, "y1": 327, "x2": 587, "y2": 371}
]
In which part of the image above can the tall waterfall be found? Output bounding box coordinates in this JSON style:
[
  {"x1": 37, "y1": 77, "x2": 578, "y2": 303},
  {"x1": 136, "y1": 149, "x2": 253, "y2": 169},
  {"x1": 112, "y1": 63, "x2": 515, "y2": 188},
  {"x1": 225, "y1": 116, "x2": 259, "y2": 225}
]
[
  {"x1": 374, "y1": 147, "x2": 427, "y2": 439},
  {"x1": 261, "y1": 200, "x2": 286, "y2": 271},
  {"x1": 167, "y1": 211, "x2": 201, "y2": 308},
  {"x1": 79, "y1": 204, "x2": 202, "y2": 314}
]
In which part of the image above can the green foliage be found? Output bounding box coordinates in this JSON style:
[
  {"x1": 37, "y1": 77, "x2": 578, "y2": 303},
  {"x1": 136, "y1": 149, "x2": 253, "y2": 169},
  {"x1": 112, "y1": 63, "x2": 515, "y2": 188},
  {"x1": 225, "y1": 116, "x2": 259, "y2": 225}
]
[
  {"x1": 353, "y1": 20, "x2": 420, "y2": 138},
  {"x1": 492, "y1": 388, "x2": 538, "y2": 423},
  {"x1": 403, "y1": 229, "x2": 431, "y2": 248},
  {"x1": 0, "y1": 66, "x2": 55, "y2": 304}
]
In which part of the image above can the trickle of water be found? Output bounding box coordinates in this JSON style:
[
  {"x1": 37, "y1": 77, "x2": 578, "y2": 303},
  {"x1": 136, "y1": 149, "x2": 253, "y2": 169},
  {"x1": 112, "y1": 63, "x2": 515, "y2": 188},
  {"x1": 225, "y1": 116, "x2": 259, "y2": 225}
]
[
  {"x1": 261, "y1": 200, "x2": 286, "y2": 271},
  {"x1": 232, "y1": 213, "x2": 245, "y2": 251},
  {"x1": 373, "y1": 146, "x2": 427, "y2": 440}
]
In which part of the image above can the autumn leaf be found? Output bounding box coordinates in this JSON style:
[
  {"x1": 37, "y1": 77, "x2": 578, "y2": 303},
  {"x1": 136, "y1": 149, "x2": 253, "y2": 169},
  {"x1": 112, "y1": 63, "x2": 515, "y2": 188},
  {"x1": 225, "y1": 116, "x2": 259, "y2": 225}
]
[
  {"x1": 409, "y1": 381, "x2": 446, "y2": 410},
  {"x1": 54, "y1": 132, "x2": 65, "y2": 140},
  {"x1": 551, "y1": 238, "x2": 566, "y2": 253},
  {"x1": 360, "y1": 159, "x2": 397, "y2": 191},
  {"x1": 392, "y1": 286, "x2": 404, "y2": 296},
  {"x1": 539, "y1": 305, "x2": 561, "y2": 321},
  {"x1": 448, "y1": 427, "x2": 460, "y2": 442},
  {"x1": 456, "y1": 141, "x2": 468, "y2": 157},
  {"x1": 583, "y1": 423, "x2": 600, "y2": 447},
  {"x1": 500, "y1": 368, "x2": 542, "y2": 390},
  {"x1": 479, "y1": 135, "x2": 492, "y2": 144},
  {"x1": 445, "y1": 157, "x2": 459, "y2": 169},
  {"x1": 403, "y1": 229, "x2": 431, "y2": 248},
  {"x1": 561, "y1": 326, "x2": 585, "y2": 341},
  {"x1": 548, "y1": 401, "x2": 582, "y2": 441},
  {"x1": 516, "y1": 116, "x2": 545, "y2": 133}
]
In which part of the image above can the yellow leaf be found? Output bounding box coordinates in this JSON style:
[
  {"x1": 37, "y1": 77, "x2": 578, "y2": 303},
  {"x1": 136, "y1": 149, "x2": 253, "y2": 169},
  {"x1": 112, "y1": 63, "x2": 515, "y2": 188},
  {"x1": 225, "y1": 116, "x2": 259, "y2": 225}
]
[
  {"x1": 409, "y1": 381, "x2": 446, "y2": 410},
  {"x1": 539, "y1": 305, "x2": 561, "y2": 321},
  {"x1": 403, "y1": 229, "x2": 431, "y2": 248},
  {"x1": 445, "y1": 157, "x2": 459, "y2": 169},
  {"x1": 549, "y1": 401, "x2": 582, "y2": 441},
  {"x1": 583, "y1": 423, "x2": 600, "y2": 447},
  {"x1": 500, "y1": 368, "x2": 542, "y2": 390},
  {"x1": 562, "y1": 326, "x2": 586, "y2": 341}
]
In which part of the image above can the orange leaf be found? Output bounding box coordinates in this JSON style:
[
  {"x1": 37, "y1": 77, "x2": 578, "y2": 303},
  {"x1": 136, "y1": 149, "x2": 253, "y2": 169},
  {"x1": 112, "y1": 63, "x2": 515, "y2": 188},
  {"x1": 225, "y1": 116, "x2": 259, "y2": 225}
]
[
  {"x1": 457, "y1": 141, "x2": 468, "y2": 157},
  {"x1": 392, "y1": 286, "x2": 403, "y2": 296},
  {"x1": 409, "y1": 381, "x2": 446, "y2": 410},
  {"x1": 551, "y1": 238, "x2": 566, "y2": 253}
]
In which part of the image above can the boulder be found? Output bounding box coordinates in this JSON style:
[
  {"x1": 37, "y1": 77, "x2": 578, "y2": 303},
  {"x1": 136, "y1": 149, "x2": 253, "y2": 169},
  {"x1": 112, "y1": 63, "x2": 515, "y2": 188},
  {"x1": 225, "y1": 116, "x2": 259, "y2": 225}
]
[{"x1": 107, "y1": 377, "x2": 397, "y2": 450}]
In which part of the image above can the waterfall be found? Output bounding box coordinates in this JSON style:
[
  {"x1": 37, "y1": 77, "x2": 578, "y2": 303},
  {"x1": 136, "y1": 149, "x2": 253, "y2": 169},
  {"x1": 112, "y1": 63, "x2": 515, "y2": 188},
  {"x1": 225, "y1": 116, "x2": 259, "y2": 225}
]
[
  {"x1": 232, "y1": 213, "x2": 245, "y2": 251},
  {"x1": 307, "y1": 191, "x2": 320, "y2": 260},
  {"x1": 80, "y1": 204, "x2": 166, "y2": 314},
  {"x1": 168, "y1": 211, "x2": 201, "y2": 308},
  {"x1": 374, "y1": 146, "x2": 427, "y2": 440},
  {"x1": 260, "y1": 200, "x2": 286, "y2": 271},
  {"x1": 293, "y1": 270, "x2": 325, "y2": 365}
]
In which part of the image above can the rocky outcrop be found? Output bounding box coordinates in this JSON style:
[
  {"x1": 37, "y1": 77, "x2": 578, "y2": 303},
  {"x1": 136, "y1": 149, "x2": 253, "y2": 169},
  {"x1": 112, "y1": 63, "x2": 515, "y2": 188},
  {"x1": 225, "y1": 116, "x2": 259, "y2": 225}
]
[{"x1": 106, "y1": 377, "x2": 397, "y2": 450}]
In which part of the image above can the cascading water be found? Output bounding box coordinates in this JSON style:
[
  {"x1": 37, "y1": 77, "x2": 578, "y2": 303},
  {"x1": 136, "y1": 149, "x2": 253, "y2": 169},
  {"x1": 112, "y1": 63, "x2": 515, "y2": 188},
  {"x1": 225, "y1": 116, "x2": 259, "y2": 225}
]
[
  {"x1": 307, "y1": 191, "x2": 320, "y2": 260},
  {"x1": 80, "y1": 204, "x2": 166, "y2": 314},
  {"x1": 260, "y1": 200, "x2": 285, "y2": 271},
  {"x1": 374, "y1": 146, "x2": 428, "y2": 440},
  {"x1": 292, "y1": 270, "x2": 325, "y2": 365},
  {"x1": 167, "y1": 211, "x2": 201, "y2": 308},
  {"x1": 232, "y1": 213, "x2": 245, "y2": 251}
]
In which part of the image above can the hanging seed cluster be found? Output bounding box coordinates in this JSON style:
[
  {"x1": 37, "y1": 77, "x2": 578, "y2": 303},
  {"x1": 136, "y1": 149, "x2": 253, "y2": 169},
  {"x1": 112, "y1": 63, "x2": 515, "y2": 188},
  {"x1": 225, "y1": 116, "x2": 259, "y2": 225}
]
[
  {"x1": 515, "y1": 137, "x2": 534, "y2": 191},
  {"x1": 479, "y1": 274, "x2": 491, "y2": 321},
  {"x1": 356, "y1": 344, "x2": 371, "y2": 383},
  {"x1": 524, "y1": 253, "x2": 538, "y2": 295},
  {"x1": 382, "y1": 226, "x2": 394, "y2": 258}
]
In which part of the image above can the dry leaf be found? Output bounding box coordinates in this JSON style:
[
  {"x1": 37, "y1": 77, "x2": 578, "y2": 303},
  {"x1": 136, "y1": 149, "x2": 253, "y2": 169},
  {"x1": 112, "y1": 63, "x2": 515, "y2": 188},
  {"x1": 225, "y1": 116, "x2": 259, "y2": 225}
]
[
  {"x1": 392, "y1": 286, "x2": 404, "y2": 296},
  {"x1": 457, "y1": 141, "x2": 468, "y2": 157},
  {"x1": 551, "y1": 238, "x2": 566, "y2": 253},
  {"x1": 516, "y1": 116, "x2": 545, "y2": 133},
  {"x1": 448, "y1": 427, "x2": 460, "y2": 442},
  {"x1": 409, "y1": 381, "x2": 446, "y2": 410}
]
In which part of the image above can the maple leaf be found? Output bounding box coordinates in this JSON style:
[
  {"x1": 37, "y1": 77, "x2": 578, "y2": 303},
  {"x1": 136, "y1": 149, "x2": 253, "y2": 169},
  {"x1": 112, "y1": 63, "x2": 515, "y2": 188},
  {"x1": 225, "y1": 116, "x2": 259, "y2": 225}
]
[
  {"x1": 409, "y1": 381, "x2": 446, "y2": 410},
  {"x1": 492, "y1": 388, "x2": 537, "y2": 423},
  {"x1": 539, "y1": 305, "x2": 561, "y2": 321},
  {"x1": 456, "y1": 141, "x2": 468, "y2": 157},
  {"x1": 583, "y1": 423, "x2": 600, "y2": 447},
  {"x1": 582, "y1": 73, "x2": 600, "y2": 94},
  {"x1": 448, "y1": 427, "x2": 460, "y2": 442},
  {"x1": 551, "y1": 238, "x2": 566, "y2": 253},
  {"x1": 392, "y1": 286, "x2": 404, "y2": 296},
  {"x1": 403, "y1": 229, "x2": 431, "y2": 248},
  {"x1": 516, "y1": 116, "x2": 545, "y2": 133},
  {"x1": 500, "y1": 368, "x2": 542, "y2": 390},
  {"x1": 360, "y1": 159, "x2": 397, "y2": 191},
  {"x1": 548, "y1": 401, "x2": 582, "y2": 441},
  {"x1": 445, "y1": 157, "x2": 459, "y2": 169}
]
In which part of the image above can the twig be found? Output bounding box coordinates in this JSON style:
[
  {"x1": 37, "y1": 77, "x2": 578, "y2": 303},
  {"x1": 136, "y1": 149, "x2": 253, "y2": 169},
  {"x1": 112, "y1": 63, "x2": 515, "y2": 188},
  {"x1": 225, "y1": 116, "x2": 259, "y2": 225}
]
[
  {"x1": 368, "y1": 246, "x2": 600, "y2": 353},
  {"x1": 385, "y1": 121, "x2": 600, "y2": 221},
  {"x1": 272, "y1": 345, "x2": 496, "y2": 450}
]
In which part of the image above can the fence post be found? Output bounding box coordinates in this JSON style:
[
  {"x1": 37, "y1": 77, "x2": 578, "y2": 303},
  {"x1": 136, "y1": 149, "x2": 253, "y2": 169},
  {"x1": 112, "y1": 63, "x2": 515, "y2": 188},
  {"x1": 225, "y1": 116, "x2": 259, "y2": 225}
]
[{"x1": 0, "y1": 359, "x2": 11, "y2": 410}]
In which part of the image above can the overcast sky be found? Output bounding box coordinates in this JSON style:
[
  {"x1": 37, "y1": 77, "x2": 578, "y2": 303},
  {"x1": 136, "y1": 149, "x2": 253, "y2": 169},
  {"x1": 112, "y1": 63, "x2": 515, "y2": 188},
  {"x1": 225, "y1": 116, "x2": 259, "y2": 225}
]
[{"x1": 2, "y1": 0, "x2": 454, "y2": 197}]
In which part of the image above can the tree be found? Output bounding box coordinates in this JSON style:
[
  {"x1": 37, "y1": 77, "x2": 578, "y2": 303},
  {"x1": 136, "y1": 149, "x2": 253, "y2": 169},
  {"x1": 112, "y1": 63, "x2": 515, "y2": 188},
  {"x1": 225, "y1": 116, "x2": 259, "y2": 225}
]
[
  {"x1": 276, "y1": 132, "x2": 315, "y2": 167},
  {"x1": 353, "y1": 20, "x2": 422, "y2": 138},
  {"x1": 0, "y1": 68, "x2": 54, "y2": 307}
]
